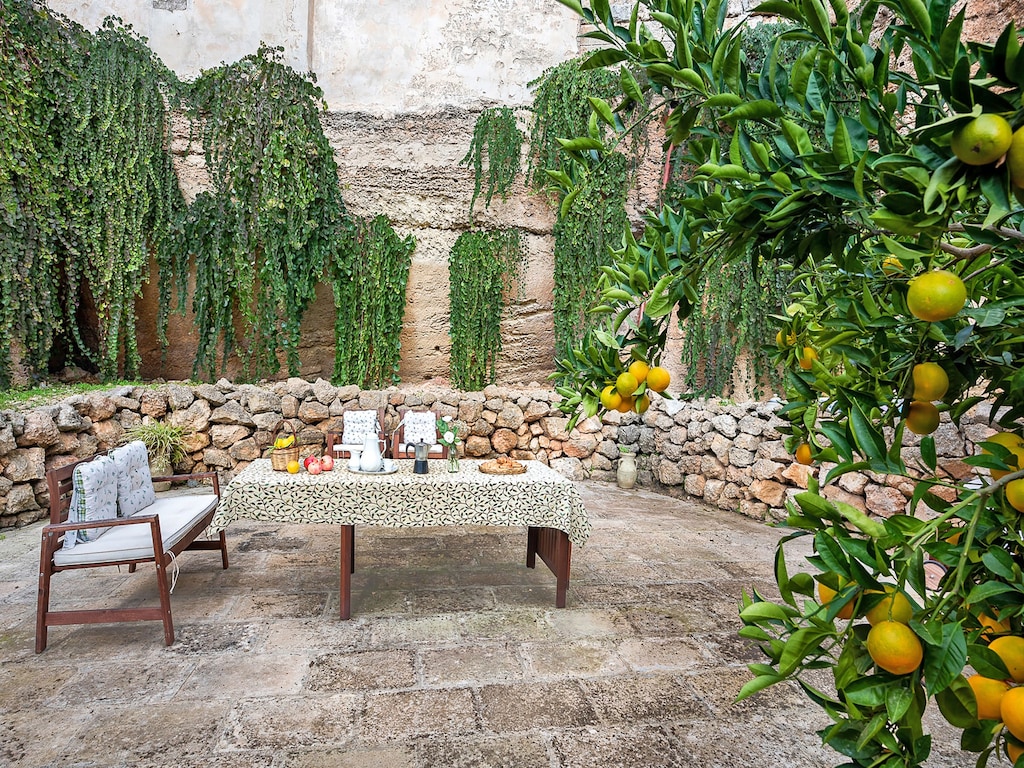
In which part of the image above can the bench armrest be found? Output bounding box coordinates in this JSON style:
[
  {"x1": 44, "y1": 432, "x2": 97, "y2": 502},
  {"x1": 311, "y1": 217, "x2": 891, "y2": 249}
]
[{"x1": 42, "y1": 513, "x2": 159, "y2": 536}]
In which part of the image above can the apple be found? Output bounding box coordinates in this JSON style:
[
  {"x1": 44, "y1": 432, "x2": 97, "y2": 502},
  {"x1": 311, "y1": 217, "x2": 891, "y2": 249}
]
[
  {"x1": 303, "y1": 455, "x2": 318, "y2": 470},
  {"x1": 307, "y1": 460, "x2": 322, "y2": 475},
  {"x1": 320, "y1": 454, "x2": 334, "y2": 471}
]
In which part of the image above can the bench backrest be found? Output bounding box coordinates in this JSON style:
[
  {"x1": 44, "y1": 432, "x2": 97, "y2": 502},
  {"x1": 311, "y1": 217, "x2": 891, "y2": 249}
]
[{"x1": 45, "y1": 456, "x2": 100, "y2": 526}]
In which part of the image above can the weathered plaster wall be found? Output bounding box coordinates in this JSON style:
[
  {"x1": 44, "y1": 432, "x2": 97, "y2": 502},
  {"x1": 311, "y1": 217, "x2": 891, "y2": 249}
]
[{"x1": 42, "y1": 0, "x2": 1023, "y2": 391}]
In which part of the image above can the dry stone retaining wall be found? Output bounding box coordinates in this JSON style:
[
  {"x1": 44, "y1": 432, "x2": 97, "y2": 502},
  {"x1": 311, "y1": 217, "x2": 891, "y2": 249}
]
[{"x1": 0, "y1": 381, "x2": 996, "y2": 530}]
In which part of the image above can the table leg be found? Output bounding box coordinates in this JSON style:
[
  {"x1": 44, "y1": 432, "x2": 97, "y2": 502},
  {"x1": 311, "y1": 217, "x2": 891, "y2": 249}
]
[
  {"x1": 526, "y1": 526, "x2": 571, "y2": 608},
  {"x1": 340, "y1": 525, "x2": 353, "y2": 620}
]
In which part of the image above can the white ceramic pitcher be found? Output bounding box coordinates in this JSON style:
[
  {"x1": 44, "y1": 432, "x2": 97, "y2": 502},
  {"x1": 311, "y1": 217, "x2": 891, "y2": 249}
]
[{"x1": 359, "y1": 434, "x2": 384, "y2": 472}]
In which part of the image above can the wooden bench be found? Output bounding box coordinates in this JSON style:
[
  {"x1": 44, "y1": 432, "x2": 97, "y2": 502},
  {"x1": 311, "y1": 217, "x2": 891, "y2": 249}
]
[{"x1": 36, "y1": 451, "x2": 228, "y2": 653}]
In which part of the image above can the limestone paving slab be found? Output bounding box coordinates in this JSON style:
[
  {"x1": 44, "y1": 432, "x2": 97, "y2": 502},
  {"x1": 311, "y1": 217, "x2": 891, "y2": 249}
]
[{"x1": 0, "y1": 483, "x2": 969, "y2": 767}]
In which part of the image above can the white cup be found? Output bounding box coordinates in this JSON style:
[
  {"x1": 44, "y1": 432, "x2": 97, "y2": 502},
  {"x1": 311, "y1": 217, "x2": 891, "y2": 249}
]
[{"x1": 383, "y1": 459, "x2": 396, "y2": 472}]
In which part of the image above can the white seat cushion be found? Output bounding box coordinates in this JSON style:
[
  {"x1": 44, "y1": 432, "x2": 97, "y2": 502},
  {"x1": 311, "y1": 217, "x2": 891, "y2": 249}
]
[{"x1": 53, "y1": 494, "x2": 217, "y2": 567}]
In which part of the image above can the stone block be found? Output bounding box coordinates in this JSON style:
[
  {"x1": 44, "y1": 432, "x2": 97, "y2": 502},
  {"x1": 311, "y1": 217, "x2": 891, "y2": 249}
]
[
  {"x1": 864, "y1": 484, "x2": 907, "y2": 517},
  {"x1": 17, "y1": 411, "x2": 60, "y2": 448},
  {"x1": 465, "y1": 435, "x2": 492, "y2": 457},
  {"x1": 657, "y1": 461, "x2": 683, "y2": 486},
  {"x1": 749, "y1": 479, "x2": 785, "y2": 507},
  {"x1": 781, "y1": 463, "x2": 813, "y2": 489},
  {"x1": 549, "y1": 457, "x2": 585, "y2": 481}
]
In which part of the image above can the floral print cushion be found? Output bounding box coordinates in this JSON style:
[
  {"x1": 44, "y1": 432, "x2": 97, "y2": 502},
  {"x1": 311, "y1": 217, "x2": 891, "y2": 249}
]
[
  {"x1": 341, "y1": 411, "x2": 380, "y2": 445},
  {"x1": 109, "y1": 440, "x2": 156, "y2": 517},
  {"x1": 63, "y1": 455, "x2": 119, "y2": 549},
  {"x1": 403, "y1": 411, "x2": 437, "y2": 445}
]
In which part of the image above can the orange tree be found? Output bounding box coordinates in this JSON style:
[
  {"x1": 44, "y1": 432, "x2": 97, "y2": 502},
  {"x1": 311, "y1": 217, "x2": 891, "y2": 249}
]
[{"x1": 551, "y1": 0, "x2": 1024, "y2": 765}]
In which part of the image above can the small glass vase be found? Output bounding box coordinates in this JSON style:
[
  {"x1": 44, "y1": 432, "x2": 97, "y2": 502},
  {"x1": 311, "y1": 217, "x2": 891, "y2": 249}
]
[{"x1": 446, "y1": 452, "x2": 460, "y2": 473}]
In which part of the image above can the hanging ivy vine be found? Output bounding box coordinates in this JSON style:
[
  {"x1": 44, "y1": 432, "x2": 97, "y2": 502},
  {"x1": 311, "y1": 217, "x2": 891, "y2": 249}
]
[
  {"x1": 677, "y1": 251, "x2": 787, "y2": 398},
  {"x1": 0, "y1": 0, "x2": 63, "y2": 387},
  {"x1": 527, "y1": 58, "x2": 634, "y2": 360},
  {"x1": 670, "y1": 22, "x2": 808, "y2": 397},
  {"x1": 448, "y1": 229, "x2": 523, "y2": 390},
  {"x1": 551, "y1": 153, "x2": 630, "y2": 360},
  {"x1": 526, "y1": 58, "x2": 619, "y2": 192},
  {"x1": 0, "y1": 3, "x2": 184, "y2": 384},
  {"x1": 183, "y1": 44, "x2": 347, "y2": 381},
  {"x1": 328, "y1": 215, "x2": 415, "y2": 388},
  {"x1": 461, "y1": 107, "x2": 524, "y2": 215}
]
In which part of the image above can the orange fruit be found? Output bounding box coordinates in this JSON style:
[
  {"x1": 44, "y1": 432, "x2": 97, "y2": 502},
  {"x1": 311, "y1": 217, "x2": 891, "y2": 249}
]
[
  {"x1": 1006, "y1": 479, "x2": 1024, "y2": 512},
  {"x1": 979, "y1": 612, "x2": 1013, "y2": 638},
  {"x1": 951, "y1": 114, "x2": 1013, "y2": 166},
  {"x1": 990, "y1": 636, "x2": 1024, "y2": 683},
  {"x1": 646, "y1": 366, "x2": 671, "y2": 393},
  {"x1": 799, "y1": 347, "x2": 817, "y2": 370},
  {"x1": 818, "y1": 577, "x2": 856, "y2": 620},
  {"x1": 967, "y1": 674, "x2": 1010, "y2": 721},
  {"x1": 634, "y1": 394, "x2": 650, "y2": 414},
  {"x1": 1009, "y1": 127, "x2": 1024, "y2": 188},
  {"x1": 881, "y1": 256, "x2": 905, "y2": 275},
  {"x1": 866, "y1": 620, "x2": 923, "y2": 675},
  {"x1": 906, "y1": 270, "x2": 967, "y2": 322},
  {"x1": 600, "y1": 385, "x2": 623, "y2": 411},
  {"x1": 775, "y1": 329, "x2": 796, "y2": 347},
  {"x1": 615, "y1": 396, "x2": 634, "y2": 413},
  {"x1": 906, "y1": 401, "x2": 940, "y2": 435},
  {"x1": 1007, "y1": 736, "x2": 1024, "y2": 764},
  {"x1": 984, "y1": 432, "x2": 1024, "y2": 481},
  {"x1": 1003, "y1": 687, "x2": 1024, "y2": 740},
  {"x1": 795, "y1": 443, "x2": 813, "y2": 466},
  {"x1": 616, "y1": 371, "x2": 639, "y2": 398},
  {"x1": 628, "y1": 360, "x2": 649, "y2": 384},
  {"x1": 864, "y1": 586, "x2": 914, "y2": 625},
  {"x1": 912, "y1": 362, "x2": 949, "y2": 401}
]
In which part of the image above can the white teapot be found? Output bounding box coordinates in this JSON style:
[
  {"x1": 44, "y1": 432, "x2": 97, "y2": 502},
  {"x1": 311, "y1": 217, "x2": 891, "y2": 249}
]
[{"x1": 359, "y1": 434, "x2": 384, "y2": 472}]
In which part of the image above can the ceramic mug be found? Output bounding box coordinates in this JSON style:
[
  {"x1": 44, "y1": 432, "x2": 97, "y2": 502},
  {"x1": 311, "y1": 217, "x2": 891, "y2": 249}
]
[{"x1": 383, "y1": 459, "x2": 396, "y2": 472}]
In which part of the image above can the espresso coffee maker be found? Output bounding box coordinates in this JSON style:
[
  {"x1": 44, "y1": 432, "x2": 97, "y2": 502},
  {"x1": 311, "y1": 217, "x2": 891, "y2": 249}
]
[{"x1": 413, "y1": 441, "x2": 430, "y2": 474}]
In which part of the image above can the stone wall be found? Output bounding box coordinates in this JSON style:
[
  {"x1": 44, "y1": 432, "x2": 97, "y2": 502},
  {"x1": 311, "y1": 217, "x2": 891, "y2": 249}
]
[{"x1": 0, "y1": 382, "x2": 996, "y2": 531}]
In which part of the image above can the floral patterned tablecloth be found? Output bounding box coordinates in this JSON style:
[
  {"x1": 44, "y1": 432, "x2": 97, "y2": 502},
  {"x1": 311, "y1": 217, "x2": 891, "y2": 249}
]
[{"x1": 210, "y1": 459, "x2": 591, "y2": 547}]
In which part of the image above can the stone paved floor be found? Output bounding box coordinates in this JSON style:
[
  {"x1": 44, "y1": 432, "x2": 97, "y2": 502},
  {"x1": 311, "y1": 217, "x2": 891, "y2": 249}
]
[{"x1": 0, "y1": 483, "x2": 968, "y2": 767}]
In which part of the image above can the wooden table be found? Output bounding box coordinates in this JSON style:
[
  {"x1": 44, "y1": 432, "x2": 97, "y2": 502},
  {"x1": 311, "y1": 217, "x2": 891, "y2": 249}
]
[{"x1": 209, "y1": 459, "x2": 591, "y2": 618}]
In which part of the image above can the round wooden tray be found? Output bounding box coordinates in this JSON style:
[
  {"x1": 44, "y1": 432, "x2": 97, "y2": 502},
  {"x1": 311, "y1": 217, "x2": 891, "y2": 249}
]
[{"x1": 479, "y1": 459, "x2": 526, "y2": 475}]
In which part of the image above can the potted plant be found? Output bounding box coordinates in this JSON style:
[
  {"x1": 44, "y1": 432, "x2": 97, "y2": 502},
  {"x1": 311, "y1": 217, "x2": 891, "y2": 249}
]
[{"x1": 122, "y1": 421, "x2": 190, "y2": 491}]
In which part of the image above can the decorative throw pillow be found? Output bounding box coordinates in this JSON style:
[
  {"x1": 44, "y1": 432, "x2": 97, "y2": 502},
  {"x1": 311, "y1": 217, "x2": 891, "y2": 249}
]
[
  {"x1": 341, "y1": 410, "x2": 380, "y2": 445},
  {"x1": 404, "y1": 411, "x2": 437, "y2": 445},
  {"x1": 63, "y1": 455, "x2": 119, "y2": 548},
  {"x1": 109, "y1": 440, "x2": 156, "y2": 517}
]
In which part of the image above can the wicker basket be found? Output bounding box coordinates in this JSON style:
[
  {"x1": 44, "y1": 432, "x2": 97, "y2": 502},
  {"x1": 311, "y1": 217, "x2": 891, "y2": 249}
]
[
  {"x1": 479, "y1": 458, "x2": 526, "y2": 475},
  {"x1": 270, "y1": 421, "x2": 300, "y2": 471}
]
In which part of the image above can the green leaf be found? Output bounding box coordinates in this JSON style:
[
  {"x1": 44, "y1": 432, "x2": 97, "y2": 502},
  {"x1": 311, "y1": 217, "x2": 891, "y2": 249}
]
[
  {"x1": 739, "y1": 601, "x2": 800, "y2": 622},
  {"x1": 588, "y1": 97, "x2": 617, "y2": 127},
  {"x1": 722, "y1": 100, "x2": 784, "y2": 122},
  {"x1": 922, "y1": 622, "x2": 968, "y2": 695},
  {"x1": 935, "y1": 677, "x2": 976, "y2": 728},
  {"x1": 736, "y1": 673, "x2": 783, "y2": 700}
]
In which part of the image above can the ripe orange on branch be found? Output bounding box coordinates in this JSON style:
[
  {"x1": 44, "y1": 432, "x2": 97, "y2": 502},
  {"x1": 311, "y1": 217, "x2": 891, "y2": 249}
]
[
  {"x1": 795, "y1": 443, "x2": 813, "y2": 466},
  {"x1": 985, "y1": 432, "x2": 1024, "y2": 481},
  {"x1": 912, "y1": 362, "x2": 949, "y2": 401},
  {"x1": 966, "y1": 674, "x2": 1010, "y2": 721},
  {"x1": 866, "y1": 620, "x2": 923, "y2": 675},
  {"x1": 989, "y1": 636, "x2": 1024, "y2": 683},
  {"x1": 1003, "y1": 687, "x2": 1024, "y2": 741},
  {"x1": 864, "y1": 587, "x2": 913, "y2": 626},
  {"x1": 615, "y1": 371, "x2": 639, "y2": 398},
  {"x1": 646, "y1": 366, "x2": 671, "y2": 393},
  {"x1": 628, "y1": 360, "x2": 649, "y2": 384},
  {"x1": 906, "y1": 270, "x2": 967, "y2": 322},
  {"x1": 906, "y1": 401, "x2": 940, "y2": 435},
  {"x1": 799, "y1": 347, "x2": 817, "y2": 370}
]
